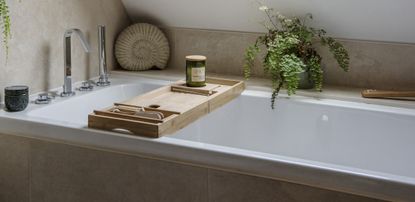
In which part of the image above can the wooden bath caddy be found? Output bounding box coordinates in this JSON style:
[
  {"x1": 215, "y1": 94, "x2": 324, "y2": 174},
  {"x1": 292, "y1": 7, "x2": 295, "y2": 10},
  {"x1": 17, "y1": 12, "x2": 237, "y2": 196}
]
[{"x1": 88, "y1": 77, "x2": 244, "y2": 138}]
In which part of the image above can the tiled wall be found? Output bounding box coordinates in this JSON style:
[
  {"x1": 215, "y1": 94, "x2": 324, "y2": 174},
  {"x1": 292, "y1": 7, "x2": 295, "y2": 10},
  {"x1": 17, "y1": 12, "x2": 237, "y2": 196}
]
[
  {"x1": 0, "y1": 1, "x2": 413, "y2": 97},
  {"x1": 0, "y1": 133, "x2": 386, "y2": 202},
  {"x1": 1, "y1": 0, "x2": 412, "y2": 99},
  {"x1": 0, "y1": 0, "x2": 130, "y2": 98},
  {"x1": 163, "y1": 27, "x2": 415, "y2": 90}
]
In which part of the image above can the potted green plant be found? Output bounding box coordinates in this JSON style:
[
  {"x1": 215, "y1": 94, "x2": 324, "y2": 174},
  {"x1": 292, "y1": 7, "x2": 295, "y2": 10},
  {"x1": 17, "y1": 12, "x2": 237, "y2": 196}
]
[
  {"x1": 0, "y1": 0, "x2": 11, "y2": 57},
  {"x1": 244, "y1": 5, "x2": 350, "y2": 108}
]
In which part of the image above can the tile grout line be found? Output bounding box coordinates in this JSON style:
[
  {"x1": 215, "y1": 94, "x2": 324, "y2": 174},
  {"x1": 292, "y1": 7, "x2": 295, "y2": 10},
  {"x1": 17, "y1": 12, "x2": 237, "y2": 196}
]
[
  {"x1": 207, "y1": 169, "x2": 210, "y2": 202},
  {"x1": 28, "y1": 140, "x2": 32, "y2": 202}
]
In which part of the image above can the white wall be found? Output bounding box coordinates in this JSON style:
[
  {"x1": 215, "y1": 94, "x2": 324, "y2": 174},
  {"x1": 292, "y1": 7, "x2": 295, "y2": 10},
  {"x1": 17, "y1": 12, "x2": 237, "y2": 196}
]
[{"x1": 121, "y1": 0, "x2": 415, "y2": 43}]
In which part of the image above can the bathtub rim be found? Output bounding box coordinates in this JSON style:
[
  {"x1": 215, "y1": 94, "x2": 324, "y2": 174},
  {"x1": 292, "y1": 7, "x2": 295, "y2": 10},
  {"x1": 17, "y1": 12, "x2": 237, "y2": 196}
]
[{"x1": 0, "y1": 73, "x2": 414, "y2": 201}]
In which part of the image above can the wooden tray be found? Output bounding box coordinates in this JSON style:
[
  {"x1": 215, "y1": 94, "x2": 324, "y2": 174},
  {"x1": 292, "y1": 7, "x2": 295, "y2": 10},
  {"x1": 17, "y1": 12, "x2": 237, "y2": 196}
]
[{"x1": 88, "y1": 77, "x2": 244, "y2": 138}]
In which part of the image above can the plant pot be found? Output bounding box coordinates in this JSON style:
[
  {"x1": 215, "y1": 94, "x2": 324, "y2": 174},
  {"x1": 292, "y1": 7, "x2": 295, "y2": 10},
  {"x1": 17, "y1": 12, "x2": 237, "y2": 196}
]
[{"x1": 298, "y1": 71, "x2": 314, "y2": 89}]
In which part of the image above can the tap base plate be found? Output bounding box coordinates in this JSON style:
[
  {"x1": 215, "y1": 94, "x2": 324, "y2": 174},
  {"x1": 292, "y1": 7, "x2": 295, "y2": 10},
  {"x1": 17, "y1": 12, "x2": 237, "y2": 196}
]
[
  {"x1": 60, "y1": 91, "x2": 76, "y2": 97},
  {"x1": 97, "y1": 81, "x2": 111, "y2": 86}
]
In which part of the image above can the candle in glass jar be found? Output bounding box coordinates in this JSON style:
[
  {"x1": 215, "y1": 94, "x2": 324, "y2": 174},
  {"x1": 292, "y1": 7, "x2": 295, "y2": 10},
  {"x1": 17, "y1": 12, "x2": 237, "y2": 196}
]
[{"x1": 185, "y1": 55, "x2": 206, "y2": 87}]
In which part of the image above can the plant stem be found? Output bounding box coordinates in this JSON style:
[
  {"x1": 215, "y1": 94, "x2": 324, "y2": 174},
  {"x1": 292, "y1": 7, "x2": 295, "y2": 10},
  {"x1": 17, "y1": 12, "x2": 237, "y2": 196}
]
[{"x1": 264, "y1": 9, "x2": 278, "y2": 30}]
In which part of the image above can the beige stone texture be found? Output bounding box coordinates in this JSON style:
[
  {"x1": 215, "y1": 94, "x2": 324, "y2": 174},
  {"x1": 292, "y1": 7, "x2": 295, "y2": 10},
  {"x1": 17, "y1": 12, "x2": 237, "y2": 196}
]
[
  {"x1": 164, "y1": 27, "x2": 415, "y2": 90},
  {"x1": 164, "y1": 27, "x2": 264, "y2": 76},
  {"x1": 318, "y1": 39, "x2": 415, "y2": 90},
  {"x1": 208, "y1": 170, "x2": 386, "y2": 202},
  {"x1": 1, "y1": 4, "x2": 412, "y2": 96},
  {"x1": 30, "y1": 139, "x2": 208, "y2": 202},
  {"x1": 0, "y1": 133, "x2": 388, "y2": 202},
  {"x1": 0, "y1": 134, "x2": 30, "y2": 202},
  {"x1": 0, "y1": 0, "x2": 131, "y2": 96}
]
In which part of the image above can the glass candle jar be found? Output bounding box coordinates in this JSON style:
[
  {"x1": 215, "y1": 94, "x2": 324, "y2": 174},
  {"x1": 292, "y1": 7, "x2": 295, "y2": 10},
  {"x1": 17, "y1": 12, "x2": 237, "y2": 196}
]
[
  {"x1": 186, "y1": 55, "x2": 206, "y2": 87},
  {"x1": 4, "y1": 85, "x2": 29, "y2": 112}
]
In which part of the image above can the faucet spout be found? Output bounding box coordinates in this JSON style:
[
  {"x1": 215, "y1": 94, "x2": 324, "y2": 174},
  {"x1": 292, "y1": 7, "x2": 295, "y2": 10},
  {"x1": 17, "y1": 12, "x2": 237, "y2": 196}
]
[
  {"x1": 64, "y1": 29, "x2": 91, "y2": 52},
  {"x1": 61, "y1": 29, "x2": 91, "y2": 97}
]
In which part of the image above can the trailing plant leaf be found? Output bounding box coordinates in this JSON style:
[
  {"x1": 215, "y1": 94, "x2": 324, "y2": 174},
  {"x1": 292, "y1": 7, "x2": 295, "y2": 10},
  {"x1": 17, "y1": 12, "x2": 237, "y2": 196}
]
[
  {"x1": 243, "y1": 43, "x2": 260, "y2": 79},
  {"x1": 321, "y1": 37, "x2": 350, "y2": 72},
  {"x1": 0, "y1": 0, "x2": 11, "y2": 58},
  {"x1": 270, "y1": 80, "x2": 283, "y2": 109},
  {"x1": 307, "y1": 55, "x2": 323, "y2": 91}
]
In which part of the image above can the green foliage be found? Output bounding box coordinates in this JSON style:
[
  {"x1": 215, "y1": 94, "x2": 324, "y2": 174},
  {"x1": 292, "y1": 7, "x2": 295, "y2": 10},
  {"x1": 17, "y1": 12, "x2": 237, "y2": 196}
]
[
  {"x1": 243, "y1": 44, "x2": 259, "y2": 79},
  {"x1": 0, "y1": 0, "x2": 11, "y2": 59},
  {"x1": 321, "y1": 37, "x2": 350, "y2": 72},
  {"x1": 307, "y1": 54, "x2": 323, "y2": 91},
  {"x1": 244, "y1": 6, "x2": 350, "y2": 108}
]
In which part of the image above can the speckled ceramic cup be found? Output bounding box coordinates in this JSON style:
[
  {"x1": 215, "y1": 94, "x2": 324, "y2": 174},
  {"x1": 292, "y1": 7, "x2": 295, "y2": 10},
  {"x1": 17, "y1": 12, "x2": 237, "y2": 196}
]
[{"x1": 4, "y1": 85, "x2": 29, "y2": 112}]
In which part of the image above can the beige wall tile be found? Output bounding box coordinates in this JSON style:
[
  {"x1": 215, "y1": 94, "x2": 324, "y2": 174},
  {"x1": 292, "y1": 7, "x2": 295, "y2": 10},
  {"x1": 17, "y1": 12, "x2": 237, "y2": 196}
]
[
  {"x1": 30, "y1": 140, "x2": 208, "y2": 202},
  {"x1": 165, "y1": 27, "x2": 415, "y2": 90},
  {"x1": 0, "y1": 0, "x2": 131, "y2": 96},
  {"x1": 208, "y1": 170, "x2": 386, "y2": 202},
  {"x1": 318, "y1": 40, "x2": 415, "y2": 90},
  {"x1": 0, "y1": 134, "x2": 30, "y2": 202},
  {"x1": 168, "y1": 28, "x2": 264, "y2": 76},
  {"x1": 160, "y1": 27, "x2": 176, "y2": 71}
]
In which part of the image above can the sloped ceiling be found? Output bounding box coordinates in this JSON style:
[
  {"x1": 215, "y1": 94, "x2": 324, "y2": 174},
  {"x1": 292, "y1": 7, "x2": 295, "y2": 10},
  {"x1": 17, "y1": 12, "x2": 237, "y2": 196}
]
[{"x1": 121, "y1": 0, "x2": 415, "y2": 43}]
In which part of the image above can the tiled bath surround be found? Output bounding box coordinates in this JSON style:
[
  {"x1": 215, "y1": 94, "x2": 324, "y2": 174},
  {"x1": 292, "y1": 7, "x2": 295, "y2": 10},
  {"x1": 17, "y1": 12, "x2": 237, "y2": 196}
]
[
  {"x1": 0, "y1": 2, "x2": 412, "y2": 202},
  {"x1": 0, "y1": 133, "x2": 385, "y2": 202},
  {"x1": 0, "y1": 0, "x2": 130, "y2": 96},
  {"x1": 163, "y1": 27, "x2": 415, "y2": 90}
]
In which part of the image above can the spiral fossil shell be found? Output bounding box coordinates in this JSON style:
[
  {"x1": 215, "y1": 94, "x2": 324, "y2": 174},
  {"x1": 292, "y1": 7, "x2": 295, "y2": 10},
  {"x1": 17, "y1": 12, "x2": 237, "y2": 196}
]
[{"x1": 115, "y1": 23, "x2": 170, "y2": 71}]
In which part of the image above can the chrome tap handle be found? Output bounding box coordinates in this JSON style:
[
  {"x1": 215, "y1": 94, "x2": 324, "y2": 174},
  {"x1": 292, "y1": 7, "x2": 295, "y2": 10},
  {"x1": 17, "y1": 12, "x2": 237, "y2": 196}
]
[
  {"x1": 35, "y1": 93, "x2": 55, "y2": 104},
  {"x1": 77, "y1": 80, "x2": 95, "y2": 92}
]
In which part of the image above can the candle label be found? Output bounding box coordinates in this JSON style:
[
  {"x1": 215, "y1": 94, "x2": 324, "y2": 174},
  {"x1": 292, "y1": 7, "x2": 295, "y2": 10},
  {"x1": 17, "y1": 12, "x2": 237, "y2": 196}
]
[{"x1": 191, "y1": 67, "x2": 205, "y2": 82}]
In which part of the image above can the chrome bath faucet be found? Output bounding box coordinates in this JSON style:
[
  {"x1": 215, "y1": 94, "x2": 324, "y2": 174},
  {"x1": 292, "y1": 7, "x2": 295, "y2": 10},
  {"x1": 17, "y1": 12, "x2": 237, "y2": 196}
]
[
  {"x1": 61, "y1": 29, "x2": 91, "y2": 97},
  {"x1": 97, "y1": 25, "x2": 110, "y2": 86}
]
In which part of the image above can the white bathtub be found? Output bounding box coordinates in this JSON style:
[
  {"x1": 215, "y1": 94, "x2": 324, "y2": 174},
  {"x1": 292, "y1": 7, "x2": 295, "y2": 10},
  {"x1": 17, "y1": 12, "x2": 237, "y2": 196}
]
[
  {"x1": 174, "y1": 90, "x2": 415, "y2": 201},
  {"x1": 1, "y1": 73, "x2": 414, "y2": 201},
  {"x1": 176, "y1": 90, "x2": 415, "y2": 180}
]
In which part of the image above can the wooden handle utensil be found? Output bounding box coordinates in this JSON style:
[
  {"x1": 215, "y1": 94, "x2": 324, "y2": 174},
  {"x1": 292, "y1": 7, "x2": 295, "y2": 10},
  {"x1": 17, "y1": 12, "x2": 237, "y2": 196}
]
[{"x1": 361, "y1": 89, "x2": 415, "y2": 98}]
